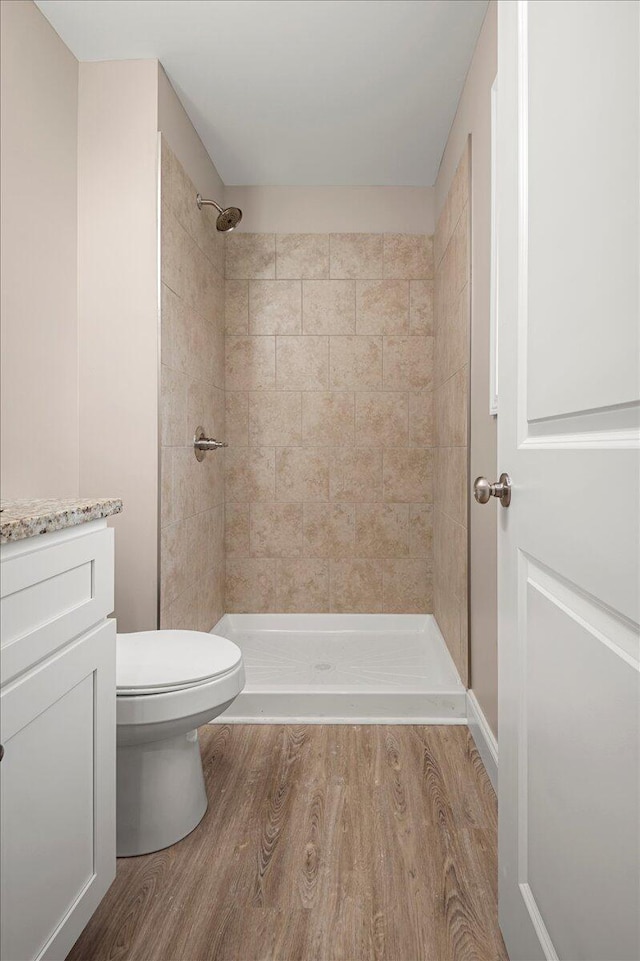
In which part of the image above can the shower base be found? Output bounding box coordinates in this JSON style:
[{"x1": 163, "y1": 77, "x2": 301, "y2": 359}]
[{"x1": 211, "y1": 613, "x2": 466, "y2": 724}]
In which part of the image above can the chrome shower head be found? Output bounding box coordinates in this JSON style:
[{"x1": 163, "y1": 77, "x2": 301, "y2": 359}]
[{"x1": 196, "y1": 194, "x2": 243, "y2": 233}]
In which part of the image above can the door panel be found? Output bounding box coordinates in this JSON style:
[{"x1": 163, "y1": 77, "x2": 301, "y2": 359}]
[{"x1": 497, "y1": 2, "x2": 639, "y2": 959}]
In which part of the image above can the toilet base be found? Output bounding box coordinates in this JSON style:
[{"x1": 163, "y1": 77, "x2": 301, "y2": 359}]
[{"x1": 117, "y1": 728, "x2": 208, "y2": 856}]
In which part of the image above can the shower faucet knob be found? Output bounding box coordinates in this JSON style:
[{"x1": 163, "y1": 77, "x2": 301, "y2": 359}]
[{"x1": 194, "y1": 426, "x2": 228, "y2": 461}]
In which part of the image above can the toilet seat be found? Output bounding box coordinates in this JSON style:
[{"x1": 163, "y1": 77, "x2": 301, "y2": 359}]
[{"x1": 117, "y1": 630, "x2": 242, "y2": 696}]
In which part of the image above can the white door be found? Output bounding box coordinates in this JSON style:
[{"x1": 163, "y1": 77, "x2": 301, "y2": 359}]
[{"x1": 495, "y1": 2, "x2": 639, "y2": 960}]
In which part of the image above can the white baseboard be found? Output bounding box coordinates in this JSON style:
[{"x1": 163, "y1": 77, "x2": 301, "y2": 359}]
[{"x1": 466, "y1": 690, "x2": 498, "y2": 792}]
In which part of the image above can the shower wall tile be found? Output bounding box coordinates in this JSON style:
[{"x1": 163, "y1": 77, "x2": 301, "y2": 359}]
[
  {"x1": 356, "y1": 280, "x2": 410, "y2": 335},
  {"x1": 301, "y1": 391, "x2": 355, "y2": 447},
  {"x1": 383, "y1": 335, "x2": 433, "y2": 391},
  {"x1": 383, "y1": 233, "x2": 433, "y2": 280},
  {"x1": 276, "y1": 559, "x2": 330, "y2": 613},
  {"x1": 226, "y1": 233, "x2": 276, "y2": 279},
  {"x1": 355, "y1": 392, "x2": 409, "y2": 447},
  {"x1": 383, "y1": 559, "x2": 433, "y2": 614},
  {"x1": 225, "y1": 280, "x2": 249, "y2": 334},
  {"x1": 159, "y1": 145, "x2": 226, "y2": 633},
  {"x1": 276, "y1": 234, "x2": 330, "y2": 279},
  {"x1": 276, "y1": 336, "x2": 328, "y2": 391},
  {"x1": 248, "y1": 391, "x2": 302, "y2": 447},
  {"x1": 303, "y1": 503, "x2": 356, "y2": 558},
  {"x1": 433, "y1": 140, "x2": 471, "y2": 686},
  {"x1": 250, "y1": 503, "x2": 304, "y2": 558},
  {"x1": 225, "y1": 335, "x2": 276, "y2": 391},
  {"x1": 249, "y1": 280, "x2": 301, "y2": 334},
  {"x1": 409, "y1": 279, "x2": 434, "y2": 335},
  {"x1": 330, "y1": 448, "x2": 383, "y2": 503},
  {"x1": 329, "y1": 233, "x2": 384, "y2": 279},
  {"x1": 225, "y1": 392, "x2": 249, "y2": 447},
  {"x1": 302, "y1": 280, "x2": 356, "y2": 334},
  {"x1": 224, "y1": 230, "x2": 434, "y2": 613},
  {"x1": 329, "y1": 335, "x2": 382, "y2": 390},
  {"x1": 330, "y1": 559, "x2": 384, "y2": 613}
]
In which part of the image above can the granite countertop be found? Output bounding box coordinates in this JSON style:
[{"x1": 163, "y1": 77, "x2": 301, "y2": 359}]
[{"x1": 0, "y1": 497, "x2": 123, "y2": 544}]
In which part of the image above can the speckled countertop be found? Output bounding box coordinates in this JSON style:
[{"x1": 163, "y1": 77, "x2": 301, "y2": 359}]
[{"x1": 0, "y1": 497, "x2": 123, "y2": 544}]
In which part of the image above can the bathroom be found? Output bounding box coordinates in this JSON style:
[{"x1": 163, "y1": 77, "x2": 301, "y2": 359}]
[{"x1": 1, "y1": 2, "x2": 638, "y2": 960}]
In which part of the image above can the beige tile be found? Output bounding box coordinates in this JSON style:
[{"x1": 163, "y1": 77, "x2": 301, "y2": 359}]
[
  {"x1": 355, "y1": 504, "x2": 410, "y2": 557},
  {"x1": 226, "y1": 233, "x2": 276, "y2": 279},
  {"x1": 433, "y1": 508, "x2": 468, "y2": 683},
  {"x1": 355, "y1": 392, "x2": 409, "y2": 447},
  {"x1": 435, "y1": 366, "x2": 468, "y2": 447},
  {"x1": 409, "y1": 391, "x2": 434, "y2": 447},
  {"x1": 160, "y1": 448, "x2": 176, "y2": 529},
  {"x1": 206, "y1": 505, "x2": 225, "y2": 573},
  {"x1": 197, "y1": 567, "x2": 224, "y2": 633},
  {"x1": 356, "y1": 280, "x2": 409, "y2": 334},
  {"x1": 435, "y1": 142, "x2": 470, "y2": 267},
  {"x1": 193, "y1": 440, "x2": 224, "y2": 512},
  {"x1": 161, "y1": 283, "x2": 187, "y2": 373},
  {"x1": 275, "y1": 448, "x2": 330, "y2": 502},
  {"x1": 161, "y1": 521, "x2": 189, "y2": 607},
  {"x1": 226, "y1": 336, "x2": 276, "y2": 391},
  {"x1": 330, "y1": 233, "x2": 384, "y2": 279},
  {"x1": 225, "y1": 503, "x2": 250, "y2": 557},
  {"x1": 225, "y1": 392, "x2": 249, "y2": 447},
  {"x1": 226, "y1": 558, "x2": 276, "y2": 612},
  {"x1": 383, "y1": 234, "x2": 433, "y2": 280},
  {"x1": 383, "y1": 336, "x2": 433, "y2": 391},
  {"x1": 330, "y1": 449, "x2": 383, "y2": 502},
  {"x1": 225, "y1": 447, "x2": 276, "y2": 501},
  {"x1": 383, "y1": 559, "x2": 432, "y2": 613},
  {"x1": 409, "y1": 505, "x2": 433, "y2": 558},
  {"x1": 434, "y1": 281, "x2": 469, "y2": 387},
  {"x1": 185, "y1": 512, "x2": 210, "y2": 581},
  {"x1": 276, "y1": 234, "x2": 329, "y2": 279},
  {"x1": 330, "y1": 558, "x2": 383, "y2": 613},
  {"x1": 276, "y1": 336, "x2": 328, "y2": 390},
  {"x1": 161, "y1": 365, "x2": 187, "y2": 446},
  {"x1": 303, "y1": 504, "x2": 355, "y2": 558},
  {"x1": 162, "y1": 141, "x2": 223, "y2": 274},
  {"x1": 302, "y1": 280, "x2": 356, "y2": 334},
  {"x1": 164, "y1": 581, "x2": 201, "y2": 632},
  {"x1": 187, "y1": 379, "x2": 223, "y2": 442},
  {"x1": 435, "y1": 446, "x2": 468, "y2": 528},
  {"x1": 249, "y1": 391, "x2": 302, "y2": 446},
  {"x1": 161, "y1": 208, "x2": 217, "y2": 321},
  {"x1": 173, "y1": 447, "x2": 197, "y2": 522},
  {"x1": 409, "y1": 279, "x2": 434, "y2": 334},
  {"x1": 329, "y1": 336, "x2": 382, "y2": 390},
  {"x1": 302, "y1": 391, "x2": 354, "y2": 447},
  {"x1": 383, "y1": 449, "x2": 433, "y2": 503},
  {"x1": 250, "y1": 503, "x2": 304, "y2": 557},
  {"x1": 225, "y1": 280, "x2": 249, "y2": 334},
  {"x1": 276, "y1": 559, "x2": 330, "y2": 613},
  {"x1": 249, "y1": 280, "x2": 301, "y2": 334}
]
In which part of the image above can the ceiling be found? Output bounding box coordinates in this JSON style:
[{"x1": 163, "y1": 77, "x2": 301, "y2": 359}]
[{"x1": 36, "y1": 0, "x2": 488, "y2": 187}]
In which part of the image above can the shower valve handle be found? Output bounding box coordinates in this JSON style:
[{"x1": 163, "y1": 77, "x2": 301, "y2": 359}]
[{"x1": 194, "y1": 427, "x2": 228, "y2": 461}]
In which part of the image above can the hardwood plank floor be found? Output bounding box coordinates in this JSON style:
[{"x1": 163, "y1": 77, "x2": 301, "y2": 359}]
[{"x1": 69, "y1": 725, "x2": 508, "y2": 961}]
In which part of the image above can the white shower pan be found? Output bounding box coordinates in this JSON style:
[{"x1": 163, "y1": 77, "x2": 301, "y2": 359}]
[{"x1": 212, "y1": 614, "x2": 466, "y2": 724}]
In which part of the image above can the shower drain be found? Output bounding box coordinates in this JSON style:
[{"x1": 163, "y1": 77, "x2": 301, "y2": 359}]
[{"x1": 314, "y1": 662, "x2": 333, "y2": 671}]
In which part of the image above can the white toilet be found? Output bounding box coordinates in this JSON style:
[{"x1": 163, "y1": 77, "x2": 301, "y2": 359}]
[{"x1": 116, "y1": 630, "x2": 245, "y2": 857}]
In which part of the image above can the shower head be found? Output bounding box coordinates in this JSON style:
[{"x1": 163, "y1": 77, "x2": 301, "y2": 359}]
[{"x1": 196, "y1": 194, "x2": 243, "y2": 232}]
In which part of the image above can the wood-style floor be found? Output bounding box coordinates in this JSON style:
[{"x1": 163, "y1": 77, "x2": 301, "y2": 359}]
[{"x1": 69, "y1": 725, "x2": 508, "y2": 961}]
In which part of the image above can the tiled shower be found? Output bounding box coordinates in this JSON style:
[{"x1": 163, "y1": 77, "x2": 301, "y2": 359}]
[{"x1": 159, "y1": 136, "x2": 471, "y2": 696}]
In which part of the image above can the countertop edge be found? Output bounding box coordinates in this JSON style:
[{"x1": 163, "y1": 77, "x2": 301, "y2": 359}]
[{"x1": 0, "y1": 498, "x2": 124, "y2": 544}]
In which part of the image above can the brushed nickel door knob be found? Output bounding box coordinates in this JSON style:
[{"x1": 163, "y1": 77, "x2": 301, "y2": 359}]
[{"x1": 474, "y1": 473, "x2": 512, "y2": 507}]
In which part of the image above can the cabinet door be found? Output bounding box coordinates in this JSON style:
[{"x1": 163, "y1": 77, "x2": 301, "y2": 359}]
[{"x1": 1, "y1": 620, "x2": 115, "y2": 961}]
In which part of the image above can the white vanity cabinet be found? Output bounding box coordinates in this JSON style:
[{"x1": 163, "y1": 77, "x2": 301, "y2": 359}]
[{"x1": 0, "y1": 518, "x2": 117, "y2": 961}]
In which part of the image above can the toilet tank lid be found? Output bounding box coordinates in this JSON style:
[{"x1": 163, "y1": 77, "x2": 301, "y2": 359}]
[{"x1": 116, "y1": 630, "x2": 242, "y2": 694}]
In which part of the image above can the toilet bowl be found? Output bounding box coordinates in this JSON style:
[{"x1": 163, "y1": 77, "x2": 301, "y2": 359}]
[{"x1": 116, "y1": 630, "x2": 245, "y2": 857}]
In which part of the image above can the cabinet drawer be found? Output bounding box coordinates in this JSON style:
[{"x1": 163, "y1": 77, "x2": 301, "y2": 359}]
[{"x1": 1, "y1": 523, "x2": 114, "y2": 685}]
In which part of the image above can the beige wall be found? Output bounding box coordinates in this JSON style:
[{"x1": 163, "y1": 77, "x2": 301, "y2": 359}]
[
  {"x1": 159, "y1": 140, "x2": 226, "y2": 630},
  {"x1": 78, "y1": 60, "x2": 160, "y2": 632},
  {"x1": 433, "y1": 144, "x2": 471, "y2": 688},
  {"x1": 224, "y1": 232, "x2": 434, "y2": 613},
  {"x1": 435, "y1": 2, "x2": 498, "y2": 734},
  {"x1": 0, "y1": 0, "x2": 79, "y2": 499},
  {"x1": 225, "y1": 186, "x2": 435, "y2": 235}
]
